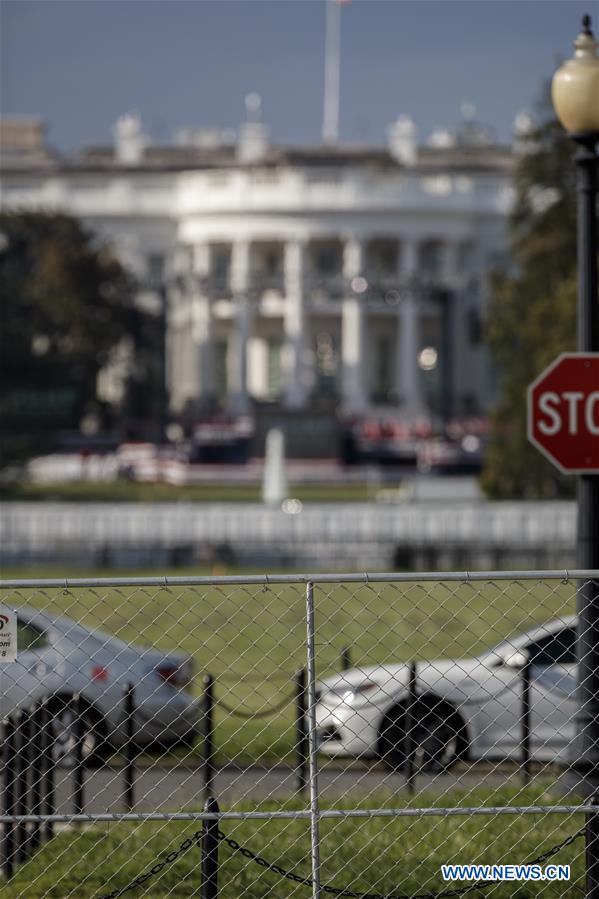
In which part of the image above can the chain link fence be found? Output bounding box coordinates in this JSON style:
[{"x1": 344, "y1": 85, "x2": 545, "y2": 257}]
[{"x1": 0, "y1": 569, "x2": 598, "y2": 896}]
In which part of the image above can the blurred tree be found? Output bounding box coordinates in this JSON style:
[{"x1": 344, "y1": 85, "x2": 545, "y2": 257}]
[
  {"x1": 481, "y1": 88, "x2": 579, "y2": 499},
  {"x1": 0, "y1": 211, "x2": 139, "y2": 469}
]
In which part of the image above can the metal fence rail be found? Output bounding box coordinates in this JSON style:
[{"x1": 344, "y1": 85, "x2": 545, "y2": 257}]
[{"x1": 0, "y1": 569, "x2": 597, "y2": 896}]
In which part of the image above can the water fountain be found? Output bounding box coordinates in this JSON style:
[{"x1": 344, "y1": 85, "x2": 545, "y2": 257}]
[{"x1": 262, "y1": 428, "x2": 288, "y2": 507}]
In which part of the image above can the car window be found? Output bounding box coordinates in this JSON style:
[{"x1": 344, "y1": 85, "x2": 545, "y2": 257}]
[
  {"x1": 17, "y1": 620, "x2": 48, "y2": 651},
  {"x1": 526, "y1": 627, "x2": 577, "y2": 665}
]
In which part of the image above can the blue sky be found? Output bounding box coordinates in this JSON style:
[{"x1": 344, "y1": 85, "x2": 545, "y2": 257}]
[{"x1": 1, "y1": 0, "x2": 592, "y2": 152}]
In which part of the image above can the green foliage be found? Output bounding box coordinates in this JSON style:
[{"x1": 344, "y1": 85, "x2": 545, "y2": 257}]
[
  {"x1": 0, "y1": 212, "x2": 136, "y2": 468},
  {"x1": 481, "y1": 90, "x2": 579, "y2": 499}
]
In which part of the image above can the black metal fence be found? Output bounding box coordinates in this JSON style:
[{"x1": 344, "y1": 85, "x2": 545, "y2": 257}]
[
  {"x1": 2, "y1": 655, "x2": 541, "y2": 883},
  {"x1": 1, "y1": 570, "x2": 597, "y2": 897},
  {"x1": 2, "y1": 700, "x2": 54, "y2": 878},
  {"x1": 1, "y1": 686, "x2": 139, "y2": 880}
]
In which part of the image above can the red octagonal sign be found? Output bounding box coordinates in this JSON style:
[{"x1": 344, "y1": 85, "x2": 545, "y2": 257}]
[{"x1": 527, "y1": 352, "x2": 599, "y2": 474}]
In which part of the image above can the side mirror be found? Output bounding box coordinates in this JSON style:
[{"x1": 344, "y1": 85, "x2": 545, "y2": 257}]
[{"x1": 504, "y1": 650, "x2": 528, "y2": 669}]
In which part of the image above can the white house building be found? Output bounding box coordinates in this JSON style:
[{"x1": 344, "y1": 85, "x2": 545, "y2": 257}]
[{"x1": 0, "y1": 109, "x2": 517, "y2": 434}]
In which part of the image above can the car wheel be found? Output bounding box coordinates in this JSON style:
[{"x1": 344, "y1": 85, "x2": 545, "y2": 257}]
[
  {"x1": 48, "y1": 697, "x2": 109, "y2": 769},
  {"x1": 378, "y1": 699, "x2": 465, "y2": 773}
]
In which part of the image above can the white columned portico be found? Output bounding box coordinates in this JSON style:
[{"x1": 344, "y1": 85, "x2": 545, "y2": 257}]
[
  {"x1": 228, "y1": 240, "x2": 252, "y2": 415},
  {"x1": 396, "y1": 240, "x2": 423, "y2": 412},
  {"x1": 341, "y1": 238, "x2": 368, "y2": 413},
  {"x1": 190, "y1": 284, "x2": 214, "y2": 406},
  {"x1": 165, "y1": 275, "x2": 194, "y2": 412},
  {"x1": 282, "y1": 239, "x2": 309, "y2": 408},
  {"x1": 190, "y1": 244, "x2": 215, "y2": 407}
]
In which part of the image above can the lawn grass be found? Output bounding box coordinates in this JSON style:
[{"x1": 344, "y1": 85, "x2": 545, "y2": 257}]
[
  {"x1": 0, "y1": 568, "x2": 578, "y2": 765},
  {"x1": 4, "y1": 784, "x2": 586, "y2": 897},
  {"x1": 0, "y1": 480, "x2": 374, "y2": 503}
]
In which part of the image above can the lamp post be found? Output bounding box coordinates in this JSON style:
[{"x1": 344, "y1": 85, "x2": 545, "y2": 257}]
[{"x1": 552, "y1": 13, "x2": 599, "y2": 895}]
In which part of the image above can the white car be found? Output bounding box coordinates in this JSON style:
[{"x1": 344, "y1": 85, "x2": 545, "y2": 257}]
[
  {"x1": 1, "y1": 607, "x2": 199, "y2": 765},
  {"x1": 315, "y1": 616, "x2": 577, "y2": 770}
]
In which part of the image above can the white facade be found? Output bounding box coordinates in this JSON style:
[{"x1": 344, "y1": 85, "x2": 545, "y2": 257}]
[{"x1": 0, "y1": 115, "x2": 515, "y2": 423}]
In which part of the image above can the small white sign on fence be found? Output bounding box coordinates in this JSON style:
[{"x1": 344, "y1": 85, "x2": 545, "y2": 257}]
[{"x1": 0, "y1": 607, "x2": 17, "y2": 662}]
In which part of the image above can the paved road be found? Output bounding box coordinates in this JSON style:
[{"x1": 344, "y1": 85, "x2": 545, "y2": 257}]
[{"x1": 51, "y1": 761, "x2": 556, "y2": 815}]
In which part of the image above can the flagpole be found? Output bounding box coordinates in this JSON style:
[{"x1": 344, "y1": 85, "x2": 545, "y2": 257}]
[{"x1": 322, "y1": 0, "x2": 341, "y2": 145}]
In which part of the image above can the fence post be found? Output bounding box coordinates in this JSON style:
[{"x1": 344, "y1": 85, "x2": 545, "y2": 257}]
[
  {"x1": 15, "y1": 709, "x2": 29, "y2": 863},
  {"x1": 40, "y1": 699, "x2": 55, "y2": 843},
  {"x1": 73, "y1": 693, "x2": 85, "y2": 818},
  {"x1": 305, "y1": 581, "x2": 321, "y2": 899},
  {"x1": 29, "y1": 703, "x2": 43, "y2": 853},
  {"x1": 2, "y1": 715, "x2": 16, "y2": 880},
  {"x1": 295, "y1": 668, "x2": 308, "y2": 795},
  {"x1": 521, "y1": 657, "x2": 531, "y2": 786},
  {"x1": 341, "y1": 647, "x2": 351, "y2": 672},
  {"x1": 200, "y1": 796, "x2": 220, "y2": 899},
  {"x1": 404, "y1": 661, "x2": 417, "y2": 797},
  {"x1": 202, "y1": 674, "x2": 215, "y2": 802},
  {"x1": 123, "y1": 683, "x2": 135, "y2": 812}
]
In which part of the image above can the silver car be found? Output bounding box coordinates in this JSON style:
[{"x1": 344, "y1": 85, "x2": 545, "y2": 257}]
[
  {"x1": 316, "y1": 616, "x2": 577, "y2": 770},
  {"x1": 1, "y1": 607, "x2": 199, "y2": 765}
]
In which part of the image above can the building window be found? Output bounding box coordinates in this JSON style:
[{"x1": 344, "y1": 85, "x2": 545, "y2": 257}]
[
  {"x1": 314, "y1": 331, "x2": 338, "y2": 395},
  {"x1": 264, "y1": 250, "x2": 281, "y2": 276},
  {"x1": 214, "y1": 340, "x2": 228, "y2": 399},
  {"x1": 147, "y1": 252, "x2": 165, "y2": 286},
  {"x1": 468, "y1": 308, "x2": 483, "y2": 345},
  {"x1": 255, "y1": 246, "x2": 283, "y2": 278},
  {"x1": 252, "y1": 245, "x2": 283, "y2": 291},
  {"x1": 458, "y1": 241, "x2": 475, "y2": 272},
  {"x1": 373, "y1": 336, "x2": 393, "y2": 401},
  {"x1": 267, "y1": 340, "x2": 282, "y2": 399},
  {"x1": 487, "y1": 249, "x2": 510, "y2": 271},
  {"x1": 419, "y1": 240, "x2": 443, "y2": 277},
  {"x1": 461, "y1": 393, "x2": 479, "y2": 415},
  {"x1": 368, "y1": 241, "x2": 398, "y2": 278},
  {"x1": 314, "y1": 245, "x2": 342, "y2": 276},
  {"x1": 210, "y1": 245, "x2": 231, "y2": 293}
]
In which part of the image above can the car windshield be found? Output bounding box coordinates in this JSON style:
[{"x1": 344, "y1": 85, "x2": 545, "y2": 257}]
[
  {"x1": 17, "y1": 620, "x2": 48, "y2": 651},
  {"x1": 477, "y1": 621, "x2": 576, "y2": 665},
  {"x1": 475, "y1": 634, "x2": 525, "y2": 664},
  {"x1": 534, "y1": 667, "x2": 577, "y2": 698}
]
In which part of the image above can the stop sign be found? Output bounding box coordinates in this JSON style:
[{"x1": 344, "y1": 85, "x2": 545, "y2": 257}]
[{"x1": 527, "y1": 352, "x2": 599, "y2": 474}]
